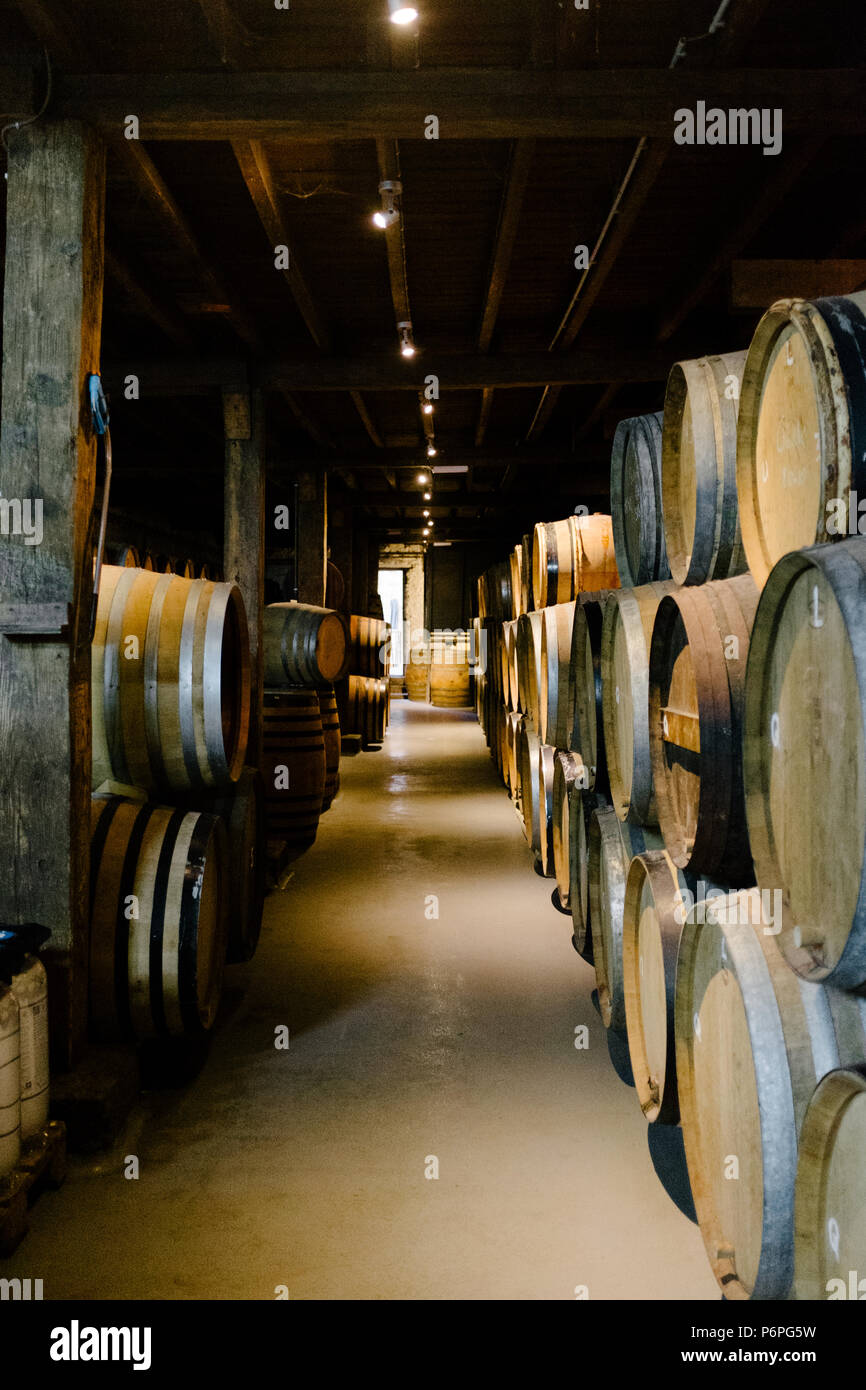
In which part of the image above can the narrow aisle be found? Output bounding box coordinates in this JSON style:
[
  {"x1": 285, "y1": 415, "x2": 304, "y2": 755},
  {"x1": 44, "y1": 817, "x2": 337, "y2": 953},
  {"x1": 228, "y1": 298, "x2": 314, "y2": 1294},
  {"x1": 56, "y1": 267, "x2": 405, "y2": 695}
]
[{"x1": 10, "y1": 703, "x2": 717, "y2": 1300}]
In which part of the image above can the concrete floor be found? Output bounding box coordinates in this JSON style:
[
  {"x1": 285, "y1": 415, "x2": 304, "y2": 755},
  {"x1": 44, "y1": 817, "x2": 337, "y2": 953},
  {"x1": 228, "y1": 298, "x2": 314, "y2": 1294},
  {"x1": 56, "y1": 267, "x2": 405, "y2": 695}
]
[{"x1": 9, "y1": 701, "x2": 718, "y2": 1300}]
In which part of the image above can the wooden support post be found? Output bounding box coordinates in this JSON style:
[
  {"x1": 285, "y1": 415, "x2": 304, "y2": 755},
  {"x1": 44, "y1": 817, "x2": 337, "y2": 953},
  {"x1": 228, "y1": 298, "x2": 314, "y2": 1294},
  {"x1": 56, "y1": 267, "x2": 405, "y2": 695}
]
[
  {"x1": 326, "y1": 507, "x2": 353, "y2": 617},
  {"x1": 352, "y1": 529, "x2": 369, "y2": 617},
  {"x1": 223, "y1": 387, "x2": 264, "y2": 765},
  {"x1": 295, "y1": 471, "x2": 328, "y2": 608},
  {"x1": 0, "y1": 121, "x2": 105, "y2": 1069}
]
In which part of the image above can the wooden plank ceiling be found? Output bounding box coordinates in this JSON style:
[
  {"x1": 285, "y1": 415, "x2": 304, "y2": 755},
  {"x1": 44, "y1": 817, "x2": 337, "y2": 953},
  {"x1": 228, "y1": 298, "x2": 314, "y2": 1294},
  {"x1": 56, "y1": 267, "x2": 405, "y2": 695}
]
[{"x1": 3, "y1": 0, "x2": 866, "y2": 548}]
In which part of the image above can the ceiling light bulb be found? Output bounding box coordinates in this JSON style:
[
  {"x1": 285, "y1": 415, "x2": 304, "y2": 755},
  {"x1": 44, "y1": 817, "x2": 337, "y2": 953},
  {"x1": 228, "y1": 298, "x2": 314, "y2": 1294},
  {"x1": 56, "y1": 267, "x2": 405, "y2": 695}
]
[
  {"x1": 401, "y1": 342, "x2": 416, "y2": 358},
  {"x1": 423, "y1": 509, "x2": 430, "y2": 517},
  {"x1": 389, "y1": 1, "x2": 419, "y2": 25},
  {"x1": 422, "y1": 403, "x2": 434, "y2": 415},
  {"x1": 422, "y1": 528, "x2": 430, "y2": 535},
  {"x1": 427, "y1": 445, "x2": 437, "y2": 458},
  {"x1": 423, "y1": 491, "x2": 432, "y2": 501},
  {"x1": 417, "y1": 473, "x2": 428, "y2": 484}
]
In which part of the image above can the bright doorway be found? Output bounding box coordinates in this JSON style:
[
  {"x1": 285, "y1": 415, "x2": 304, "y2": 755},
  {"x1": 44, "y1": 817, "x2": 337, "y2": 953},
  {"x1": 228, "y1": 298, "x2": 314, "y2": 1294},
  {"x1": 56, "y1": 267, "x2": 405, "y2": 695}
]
[{"x1": 378, "y1": 569, "x2": 404, "y2": 674}]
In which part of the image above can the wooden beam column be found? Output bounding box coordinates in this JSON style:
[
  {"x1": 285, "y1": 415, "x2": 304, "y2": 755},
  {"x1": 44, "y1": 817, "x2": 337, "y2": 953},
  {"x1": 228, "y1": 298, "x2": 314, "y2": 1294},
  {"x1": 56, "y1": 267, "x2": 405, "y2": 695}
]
[
  {"x1": 296, "y1": 471, "x2": 328, "y2": 608},
  {"x1": 223, "y1": 387, "x2": 265, "y2": 764},
  {"x1": 0, "y1": 121, "x2": 105, "y2": 1068}
]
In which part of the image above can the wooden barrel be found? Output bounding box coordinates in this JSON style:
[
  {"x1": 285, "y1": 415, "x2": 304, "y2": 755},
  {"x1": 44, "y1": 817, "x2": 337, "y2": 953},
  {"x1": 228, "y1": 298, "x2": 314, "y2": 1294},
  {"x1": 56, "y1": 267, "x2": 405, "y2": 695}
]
[
  {"x1": 350, "y1": 675, "x2": 387, "y2": 747},
  {"x1": 506, "y1": 711, "x2": 522, "y2": 802},
  {"x1": 405, "y1": 662, "x2": 429, "y2": 702},
  {"x1": 520, "y1": 532, "x2": 535, "y2": 614},
  {"x1": 601, "y1": 580, "x2": 678, "y2": 825},
  {"x1": 142, "y1": 553, "x2": 155, "y2": 572},
  {"x1": 492, "y1": 701, "x2": 508, "y2": 787},
  {"x1": 588, "y1": 806, "x2": 663, "y2": 1031},
  {"x1": 568, "y1": 592, "x2": 610, "y2": 795},
  {"x1": 89, "y1": 796, "x2": 228, "y2": 1041},
  {"x1": 675, "y1": 889, "x2": 866, "y2": 1301},
  {"x1": 517, "y1": 720, "x2": 542, "y2": 857},
  {"x1": 348, "y1": 615, "x2": 387, "y2": 677},
  {"x1": 737, "y1": 292, "x2": 866, "y2": 588},
  {"x1": 662, "y1": 351, "x2": 747, "y2": 586},
  {"x1": 744, "y1": 537, "x2": 866, "y2": 987},
  {"x1": 261, "y1": 690, "x2": 326, "y2": 848},
  {"x1": 92, "y1": 565, "x2": 251, "y2": 794},
  {"x1": 501, "y1": 621, "x2": 516, "y2": 710},
  {"x1": 198, "y1": 563, "x2": 211, "y2": 580},
  {"x1": 539, "y1": 601, "x2": 576, "y2": 747},
  {"x1": 532, "y1": 514, "x2": 619, "y2": 609},
  {"x1": 510, "y1": 545, "x2": 525, "y2": 619},
  {"x1": 181, "y1": 558, "x2": 196, "y2": 579},
  {"x1": 263, "y1": 603, "x2": 348, "y2": 687},
  {"x1": 430, "y1": 662, "x2": 471, "y2": 708},
  {"x1": 622, "y1": 849, "x2": 691, "y2": 1123},
  {"x1": 191, "y1": 767, "x2": 265, "y2": 965},
  {"x1": 611, "y1": 413, "x2": 669, "y2": 586},
  {"x1": 317, "y1": 687, "x2": 341, "y2": 811},
  {"x1": 515, "y1": 610, "x2": 543, "y2": 722},
  {"x1": 569, "y1": 786, "x2": 608, "y2": 959},
  {"x1": 552, "y1": 751, "x2": 587, "y2": 910},
  {"x1": 326, "y1": 560, "x2": 346, "y2": 613},
  {"x1": 537, "y1": 742, "x2": 557, "y2": 877},
  {"x1": 649, "y1": 573, "x2": 759, "y2": 884},
  {"x1": 795, "y1": 1066, "x2": 866, "y2": 1300}
]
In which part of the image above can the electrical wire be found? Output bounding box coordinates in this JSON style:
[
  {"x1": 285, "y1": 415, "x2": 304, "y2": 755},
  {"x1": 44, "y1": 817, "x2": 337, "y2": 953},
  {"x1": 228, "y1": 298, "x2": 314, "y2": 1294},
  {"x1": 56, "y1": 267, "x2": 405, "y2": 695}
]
[{"x1": 1, "y1": 48, "x2": 52, "y2": 160}]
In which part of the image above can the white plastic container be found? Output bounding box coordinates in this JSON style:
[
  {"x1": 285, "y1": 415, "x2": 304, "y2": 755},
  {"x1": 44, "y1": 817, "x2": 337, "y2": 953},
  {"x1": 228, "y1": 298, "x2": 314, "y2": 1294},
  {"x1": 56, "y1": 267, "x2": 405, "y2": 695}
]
[
  {"x1": 8, "y1": 926, "x2": 50, "y2": 1141},
  {"x1": 0, "y1": 934, "x2": 23, "y2": 1178},
  {"x1": 12, "y1": 951, "x2": 49, "y2": 1140}
]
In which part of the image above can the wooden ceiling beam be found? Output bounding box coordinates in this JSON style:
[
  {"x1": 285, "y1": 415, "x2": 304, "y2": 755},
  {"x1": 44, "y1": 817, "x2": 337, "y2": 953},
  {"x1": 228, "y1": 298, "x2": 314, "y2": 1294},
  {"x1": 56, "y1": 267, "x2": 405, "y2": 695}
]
[
  {"x1": 54, "y1": 70, "x2": 866, "y2": 140},
  {"x1": 525, "y1": 0, "x2": 786, "y2": 442},
  {"x1": 656, "y1": 134, "x2": 825, "y2": 342},
  {"x1": 104, "y1": 247, "x2": 194, "y2": 349},
  {"x1": 193, "y1": 0, "x2": 252, "y2": 67},
  {"x1": 117, "y1": 140, "x2": 332, "y2": 449},
  {"x1": 475, "y1": 137, "x2": 535, "y2": 446},
  {"x1": 232, "y1": 139, "x2": 331, "y2": 350},
  {"x1": 104, "y1": 347, "x2": 672, "y2": 393},
  {"x1": 13, "y1": 1, "x2": 88, "y2": 67},
  {"x1": 232, "y1": 140, "x2": 381, "y2": 446}
]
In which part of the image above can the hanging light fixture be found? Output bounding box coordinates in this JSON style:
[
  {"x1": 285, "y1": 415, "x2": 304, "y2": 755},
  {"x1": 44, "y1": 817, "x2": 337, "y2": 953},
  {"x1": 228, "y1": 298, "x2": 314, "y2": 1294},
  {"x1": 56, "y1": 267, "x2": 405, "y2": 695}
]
[
  {"x1": 398, "y1": 322, "x2": 416, "y2": 358},
  {"x1": 426, "y1": 444, "x2": 437, "y2": 458},
  {"x1": 422, "y1": 402, "x2": 434, "y2": 416},
  {"x1": 372, "y1": 179, "x2": 402, "y2": 230},
  {"x1": 423, "y1": 491, "x2": 432, "y2": 501},
  {"x1": 389, "y1": 0, "x2": 419, "y2": 25}
]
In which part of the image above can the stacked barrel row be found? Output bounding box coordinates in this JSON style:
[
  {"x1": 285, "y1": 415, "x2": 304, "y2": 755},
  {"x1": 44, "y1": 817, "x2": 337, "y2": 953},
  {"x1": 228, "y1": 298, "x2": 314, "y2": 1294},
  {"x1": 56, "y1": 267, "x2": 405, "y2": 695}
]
[
  {"x1": 335, "y1": 615, "x2": 390, "y2": 749},
  {"x1": 262, "y1": 601, "x2": 350, "y2": 855},
  {"x1": 90, "y1": 566, "x2": 258, "y2": 1054},
  {"x1": 406, "y1": 630, "x2": 474, "y2": 708},
  {"x1": 89, "y1": 575, "x2": 351, "y2": 1053},
  {"x1": 114, "y1": 544, "x2": 223, "y2": 581},
  {"x1": 475, "y1": 287, "x2": 866, "y2": 1301}
]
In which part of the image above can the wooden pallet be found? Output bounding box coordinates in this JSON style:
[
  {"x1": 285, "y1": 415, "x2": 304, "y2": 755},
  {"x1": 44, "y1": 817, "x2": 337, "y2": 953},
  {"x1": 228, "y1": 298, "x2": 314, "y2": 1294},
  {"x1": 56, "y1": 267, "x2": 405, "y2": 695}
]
[{"x1": 0, "y1": 1121, "x2": 67, "y2": 1256}]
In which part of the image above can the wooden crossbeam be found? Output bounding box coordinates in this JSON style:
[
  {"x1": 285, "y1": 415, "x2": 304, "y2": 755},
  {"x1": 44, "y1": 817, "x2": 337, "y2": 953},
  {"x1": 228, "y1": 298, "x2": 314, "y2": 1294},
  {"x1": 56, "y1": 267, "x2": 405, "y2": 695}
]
[
  {"x1": 53, "y1": 70, "x2": 866, "y2": 141},
  {"x1": 656, "y1": 135, "x2": 826, "y2": 342},
  {"x1": 103, "y1": 347, "x2": 671, "y2": 393},
  {"x1": 475, "y1": 138, "x2": 535, "y2": 445},
  {"x1": 104, "y1": 247, "x2": 194, "y2": 348},
  {"x1": 730, "y1": 259, "x2": 866, "y2": 307}
]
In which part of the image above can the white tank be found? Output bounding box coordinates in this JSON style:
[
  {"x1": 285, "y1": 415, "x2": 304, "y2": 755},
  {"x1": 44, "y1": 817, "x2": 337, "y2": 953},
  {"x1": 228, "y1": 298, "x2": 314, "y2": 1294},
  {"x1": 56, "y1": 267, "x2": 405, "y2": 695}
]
[
  {"x1": 9, "y1": 926, "x2": 50, "y2": 1140},
  {"x1": 0, "y1": 934, "x2": 22, "y2": 1177}
]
